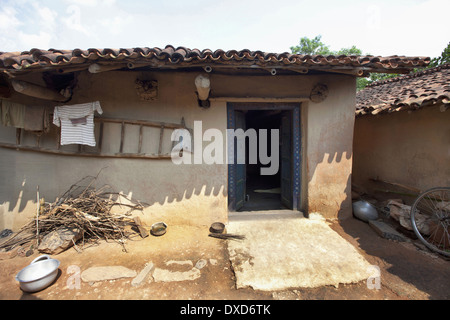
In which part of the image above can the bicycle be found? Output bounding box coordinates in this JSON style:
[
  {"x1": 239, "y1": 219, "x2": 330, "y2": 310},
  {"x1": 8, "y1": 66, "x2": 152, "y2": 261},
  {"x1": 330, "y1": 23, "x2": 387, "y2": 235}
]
[{"x1": 410, "y1": 187, "x2": 450, "y2": 257}]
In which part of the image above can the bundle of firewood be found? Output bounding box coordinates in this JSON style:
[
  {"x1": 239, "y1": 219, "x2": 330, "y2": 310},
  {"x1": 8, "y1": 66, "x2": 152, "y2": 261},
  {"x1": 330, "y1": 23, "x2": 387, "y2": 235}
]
[{"x1": 0, "y1": 175, "x2": 146, "y2": 254}]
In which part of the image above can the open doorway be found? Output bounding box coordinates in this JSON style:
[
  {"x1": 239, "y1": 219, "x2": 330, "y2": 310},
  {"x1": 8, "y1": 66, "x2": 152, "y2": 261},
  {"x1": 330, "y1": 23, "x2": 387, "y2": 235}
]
[
  {"x1": 243, "y1": 110, "x2": 283, "y2": 211},
  {"x1": 227, "y1": 103, "x2": 301, "y2": 212}
]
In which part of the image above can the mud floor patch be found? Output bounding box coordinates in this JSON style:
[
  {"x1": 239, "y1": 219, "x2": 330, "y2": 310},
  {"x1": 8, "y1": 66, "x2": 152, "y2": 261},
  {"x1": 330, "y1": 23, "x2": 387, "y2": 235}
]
[{"x1": 227, "y1": 213, "x2": 373, "y2": 291}]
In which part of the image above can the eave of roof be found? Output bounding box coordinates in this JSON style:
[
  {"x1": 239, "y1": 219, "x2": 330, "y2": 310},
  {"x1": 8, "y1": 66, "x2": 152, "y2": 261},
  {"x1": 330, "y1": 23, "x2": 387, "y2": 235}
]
[
  {"x1": 0, "y1": 45, "x2": 430, "y2": 76},
  {"x1": 356, "y1": 64, "x2": 450, "y2": 116}
]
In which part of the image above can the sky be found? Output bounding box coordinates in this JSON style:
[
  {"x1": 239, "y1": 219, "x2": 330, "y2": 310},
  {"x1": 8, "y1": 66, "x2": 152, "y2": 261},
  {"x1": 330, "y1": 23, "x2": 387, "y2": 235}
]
[{"x1": 0, "y1": 0, "x2": 449, "y2": 59}]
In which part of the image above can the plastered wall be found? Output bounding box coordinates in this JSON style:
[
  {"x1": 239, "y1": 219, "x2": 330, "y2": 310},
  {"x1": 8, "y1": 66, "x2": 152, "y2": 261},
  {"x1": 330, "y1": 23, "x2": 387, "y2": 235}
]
[
  {"x1": 0, "y1": 70, "x2": 356, "y2": 230},
  {"x1": 353, "y1": 105, "x2": 450, "y2": 203},
  {"x1": 304, "y1": 76, "x2": 356, "y2": 219}
]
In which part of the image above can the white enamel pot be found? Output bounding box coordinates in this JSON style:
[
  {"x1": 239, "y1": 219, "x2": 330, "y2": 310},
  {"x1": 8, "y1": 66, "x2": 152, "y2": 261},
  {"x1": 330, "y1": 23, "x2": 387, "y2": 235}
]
[
  {"x1": 352, "y1": 200, "x2": 379, "y2": 222},
  {"x1": 15, "y1": 255, "x2": 60, "y2": 293}
]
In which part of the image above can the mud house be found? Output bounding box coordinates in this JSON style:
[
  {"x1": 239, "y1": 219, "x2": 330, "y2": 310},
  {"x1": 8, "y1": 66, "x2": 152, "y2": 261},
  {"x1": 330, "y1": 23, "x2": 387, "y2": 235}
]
[
  {"x1": 0, "y1": 46, "x2": 429, "y2": 230},
  {"x1": 353, "y1": 64, "x2": 449, "y2": 201}
]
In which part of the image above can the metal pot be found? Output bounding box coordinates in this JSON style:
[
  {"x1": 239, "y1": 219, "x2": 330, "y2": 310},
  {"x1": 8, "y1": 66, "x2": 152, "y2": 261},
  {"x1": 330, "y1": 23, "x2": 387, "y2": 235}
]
[
  {"x1": 15, "y1": 255, "x2": 60, "y2": 293},
  {"x1": 151, "y1": 222, "x2": 167, "y2": 236},
  {"x1": 353, "y1": 200, "x2": 378, "y2": 222},
  {"x1": 210, "y1": 222, "x2": 225, "y2": 234}
]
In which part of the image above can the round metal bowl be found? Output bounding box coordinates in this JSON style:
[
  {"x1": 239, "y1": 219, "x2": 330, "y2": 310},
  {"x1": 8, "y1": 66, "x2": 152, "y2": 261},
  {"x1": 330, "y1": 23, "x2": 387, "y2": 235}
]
[
  {"x1": 15, "y1": 255, "x2": 60, "y2": 293},
  {"x1": 210, "y1": 222, "x2": 225, "y2": 234},
  {"x1": 151, "y1": 222, "x2": 167, "y2": 236},
  {"x1": 352, "y1": 200, "x2": 378, "y2": 222}
]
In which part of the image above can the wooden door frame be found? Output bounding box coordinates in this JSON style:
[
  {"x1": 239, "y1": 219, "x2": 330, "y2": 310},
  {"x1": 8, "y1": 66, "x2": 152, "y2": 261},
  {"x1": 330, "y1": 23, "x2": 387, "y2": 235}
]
[{"x1": 227, "y1": 102, "x2": 301, "y2": 211}]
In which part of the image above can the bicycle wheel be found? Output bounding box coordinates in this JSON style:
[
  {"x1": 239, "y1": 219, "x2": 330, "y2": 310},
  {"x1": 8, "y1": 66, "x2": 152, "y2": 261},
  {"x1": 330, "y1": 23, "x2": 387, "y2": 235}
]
[{"x1": 410, "y1": 187, "x2": 450, "y2": 257}]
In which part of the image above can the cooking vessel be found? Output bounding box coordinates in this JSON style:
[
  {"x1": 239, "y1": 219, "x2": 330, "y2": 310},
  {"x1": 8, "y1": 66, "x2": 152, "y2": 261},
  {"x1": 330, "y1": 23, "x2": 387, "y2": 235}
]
[
  {"x1": 352, "y1": 200, "x2": 378, "y2": 222},
  {"x1": 15, "y1": 255, "x2": 60, "y2": 293},
  {"x1": 210, "y1": 222, "x2": 225, "y2": 234},
  {"x1": 151, "y1": 222, "x2": 167, "y2": 236}
]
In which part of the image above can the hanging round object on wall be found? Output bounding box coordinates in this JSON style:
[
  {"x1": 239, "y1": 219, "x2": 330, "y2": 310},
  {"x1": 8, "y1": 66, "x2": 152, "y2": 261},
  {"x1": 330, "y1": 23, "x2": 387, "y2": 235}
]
[{"x1": 310, "y1": 84, "x2": 329, "y2": 103}]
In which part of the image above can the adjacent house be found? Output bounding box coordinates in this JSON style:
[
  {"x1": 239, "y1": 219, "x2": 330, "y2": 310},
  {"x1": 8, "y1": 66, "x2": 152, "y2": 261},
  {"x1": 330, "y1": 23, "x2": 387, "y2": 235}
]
[
  {"x1": 0, "y1": 46, "x2": 429, "y2": 230},
  {"x1": 353, "y1": 64, "x2": 449, "y2": 201}
]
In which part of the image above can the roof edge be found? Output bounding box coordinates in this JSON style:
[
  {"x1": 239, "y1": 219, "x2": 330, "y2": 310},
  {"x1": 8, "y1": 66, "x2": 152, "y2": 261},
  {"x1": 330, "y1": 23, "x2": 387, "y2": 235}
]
[
  {"x1": 364, "y1": 63, "x2": 450, "y2": 89},
  {"x1": 0, "y1": 45, "x2": 431, "y2": 74}
]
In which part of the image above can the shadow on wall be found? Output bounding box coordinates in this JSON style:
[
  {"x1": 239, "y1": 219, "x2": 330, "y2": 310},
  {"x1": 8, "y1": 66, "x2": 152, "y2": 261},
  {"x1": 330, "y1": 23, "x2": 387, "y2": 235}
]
[
  {"x1": 0, "y1": 148, "x2": 227, "y2": 229},
  {"x1": 307, "y1": 151, "x2": 353, "y2": 220},
  {"x1": 0, "y1": 113, "x2": 355, "y2": 226},
  {"x1": 0, "y1": 148, "x2": 354, "y2": 228},
  {"x1": 306, "y1": 109, "x2": 354, "y2": 219}
]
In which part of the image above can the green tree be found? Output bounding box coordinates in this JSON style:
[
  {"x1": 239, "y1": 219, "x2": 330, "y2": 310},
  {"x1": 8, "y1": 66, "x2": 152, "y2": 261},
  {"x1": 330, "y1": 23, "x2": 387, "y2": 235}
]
[
  {"x1": 357, "y1": 72, "x2": 399, "y2": 91},
  {"x1": 335, "y1": 46, "x2": 362, "y2": 56},
  {"x1": 291, "y1": 36, "x2": 449, "y2": 91},
  {"x1": 291, "y1": 36, "x2": 362, "y2": 56},
  {"x1": 360, "y1": 42, "x2": 449, "y2": 90},
  {"x1": 428, "y1": 42, "x2": 450, "y2": 67},
  {"x1": 290, "y1": 35, "x2": 332, "y2": 55},
  {"x1": 291, "y1": 36, "x2": 368, "y2": 90}
]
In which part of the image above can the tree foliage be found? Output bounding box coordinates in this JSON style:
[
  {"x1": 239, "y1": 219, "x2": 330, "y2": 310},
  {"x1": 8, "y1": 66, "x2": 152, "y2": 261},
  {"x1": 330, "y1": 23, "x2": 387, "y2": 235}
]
[
  {"x1": 290, "y1": 35, "x2": 332, "y2": 55},
  {"x1": 291, "y1": 35, "x2": 363, "y2": 56},
  {"x1": 290, "y1": 36, "x2": 450, "y2": 91},
  {"x1": 428, "y1": 42, "x2": 450, "y2": 67}
]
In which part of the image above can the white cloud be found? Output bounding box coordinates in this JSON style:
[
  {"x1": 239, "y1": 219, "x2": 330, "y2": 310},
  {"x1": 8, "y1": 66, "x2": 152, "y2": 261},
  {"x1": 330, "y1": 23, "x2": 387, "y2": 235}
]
[
  {"x1": 0, "y1": 6, "x2": 21, "y2": 31},
  {"x1": 18, "y1": 31, "x2": 53, "y2": 50},
  {"x1": 0, "y1": 6, "x2": 22, "y2": 51},
  {"x1": 64, "y1": 0, "x2": 116, "y2": 7},
  {"x1": 62, "y1": 4, "x2": 89, "y2": 35},
  {"x1": 0, "y1": 0, "x2": 448, "y2": 58},
  {"x1": 33, "y1": 4, "x2": 58, "y2": 32},
  {"x1": 99, "y1": 15, "x2": 133, "y2": 36}
]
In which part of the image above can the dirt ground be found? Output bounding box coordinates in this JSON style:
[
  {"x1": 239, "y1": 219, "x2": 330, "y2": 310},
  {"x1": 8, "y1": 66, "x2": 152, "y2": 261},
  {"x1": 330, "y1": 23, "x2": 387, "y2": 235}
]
[{"x1": 0, "y1": 216, "x2": 449, "y2": 301}]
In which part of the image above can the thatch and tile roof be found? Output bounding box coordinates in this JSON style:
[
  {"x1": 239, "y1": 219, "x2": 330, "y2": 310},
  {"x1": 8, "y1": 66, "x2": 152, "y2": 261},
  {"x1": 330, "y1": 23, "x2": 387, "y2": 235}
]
[
  {"x1": 0, "y1": 45, "x2": 430, "y2": 75},
  {"x1": 356, "y1": 64, "x2": 450, "y2": 116}
]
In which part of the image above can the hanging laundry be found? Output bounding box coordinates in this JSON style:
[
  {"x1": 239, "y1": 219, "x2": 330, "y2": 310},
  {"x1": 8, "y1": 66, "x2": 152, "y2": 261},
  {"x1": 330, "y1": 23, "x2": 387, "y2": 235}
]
[
  {"x1": 53, "y1": 101, "x2": 103, "y2": 147},
  {"x1": 1, "y1": 99, "x2": 25, "y2": 128},
  {"x1": 24, "y1": 105, "x2": 50, "y2": 132}
]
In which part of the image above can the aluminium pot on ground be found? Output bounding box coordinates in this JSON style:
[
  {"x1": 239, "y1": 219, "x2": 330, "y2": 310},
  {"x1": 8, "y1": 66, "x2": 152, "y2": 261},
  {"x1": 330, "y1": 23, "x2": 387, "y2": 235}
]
[
  {"x1": 352, "y1": 200, "x2": 379, "y2": 222},
  {"x1": 15, "y1": 255, "x2": 60, "y2": 293}
]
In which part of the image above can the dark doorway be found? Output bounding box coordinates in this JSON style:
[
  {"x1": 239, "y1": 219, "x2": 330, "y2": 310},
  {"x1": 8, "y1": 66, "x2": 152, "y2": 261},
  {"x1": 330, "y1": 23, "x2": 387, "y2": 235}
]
[
  {"x1": 242, "y1": 110, "x2": 283, "y2": 211},
  {"x1": 227, "y1": 103, "x2": 301, "y2": 212}
]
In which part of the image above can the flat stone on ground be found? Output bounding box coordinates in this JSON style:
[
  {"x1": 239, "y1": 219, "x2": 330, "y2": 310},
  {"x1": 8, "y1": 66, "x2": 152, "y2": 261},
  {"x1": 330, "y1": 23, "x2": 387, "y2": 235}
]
[
  {"x1": 153, "y1": 267, "x2": 201, "y2": 282},
  {"x1": 369, "y1": 220, "x2": 407, "y2": 242},
  {"x1": 131, "y1": 262, "x2": 155, "y2": 287},
  {"x1": 81, "y1": 266, "x2": 137, "y2": 282},
  {"x1": 227, "y1": 211, "x2": 373, "y2": 291}
]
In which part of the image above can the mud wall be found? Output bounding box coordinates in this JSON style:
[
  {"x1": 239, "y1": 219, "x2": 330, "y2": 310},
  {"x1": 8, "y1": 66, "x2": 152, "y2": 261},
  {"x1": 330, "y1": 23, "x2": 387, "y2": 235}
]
[
  {"x1": 303, "y1": 76, "x2": 356, "y2": 219},
  {"x1": 352, "y1": 105, "x2": 450, "y2": 203},
  {"x1": 0, "y1": 70, "x2": 356, "y2": 230}
]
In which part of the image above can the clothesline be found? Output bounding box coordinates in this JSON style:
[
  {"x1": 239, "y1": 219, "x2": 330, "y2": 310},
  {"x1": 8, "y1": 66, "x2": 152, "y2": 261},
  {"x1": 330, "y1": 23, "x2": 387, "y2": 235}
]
[
  {"x1": 0, "y1": 98, "x2": 187, "y2": 159},
  {"x1": 1, "y1": 99, "x2": 189, "y2": 157}
]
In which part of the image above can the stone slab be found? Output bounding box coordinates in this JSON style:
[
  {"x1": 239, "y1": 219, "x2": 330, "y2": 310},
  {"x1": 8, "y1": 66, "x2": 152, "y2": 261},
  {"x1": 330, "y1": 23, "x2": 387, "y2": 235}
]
[
  {"x1": 227, "y1": 212, "x2": 372, "y2": 291},
  {"x1": 153, "y1": 267, "x2": 201, "y2": 282},
  {"x1": 81, "y1": 266, "x2": 137, "y2": 283},
  {"x1": 131, "y1": 262, "x2": 154, "y2": 287},
  {"x1": 369, "y1": 220, "x2": 407, "y2": 242}
]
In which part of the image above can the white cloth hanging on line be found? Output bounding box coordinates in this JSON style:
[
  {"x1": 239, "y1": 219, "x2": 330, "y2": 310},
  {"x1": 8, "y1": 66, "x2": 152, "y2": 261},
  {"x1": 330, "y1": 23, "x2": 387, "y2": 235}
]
[{"x1": 53, "y1": 101, "x2": 103, "y2": 147}]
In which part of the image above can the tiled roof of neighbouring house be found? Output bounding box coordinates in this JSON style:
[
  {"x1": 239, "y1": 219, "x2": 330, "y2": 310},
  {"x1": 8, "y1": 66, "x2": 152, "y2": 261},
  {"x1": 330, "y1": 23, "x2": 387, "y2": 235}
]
[
  {"x1": 0, "y1": 45, "x2": 430, "y2": 75},
  {"x1": 356, "y1": 64, "x2": 450, "y2": 116}
]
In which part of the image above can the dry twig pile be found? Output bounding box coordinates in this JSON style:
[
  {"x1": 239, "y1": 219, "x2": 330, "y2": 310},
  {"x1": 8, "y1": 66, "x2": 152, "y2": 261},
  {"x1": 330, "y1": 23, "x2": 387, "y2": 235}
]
[{"x1": 0, "y1": 175, "x2": 145, "y2": 253}]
